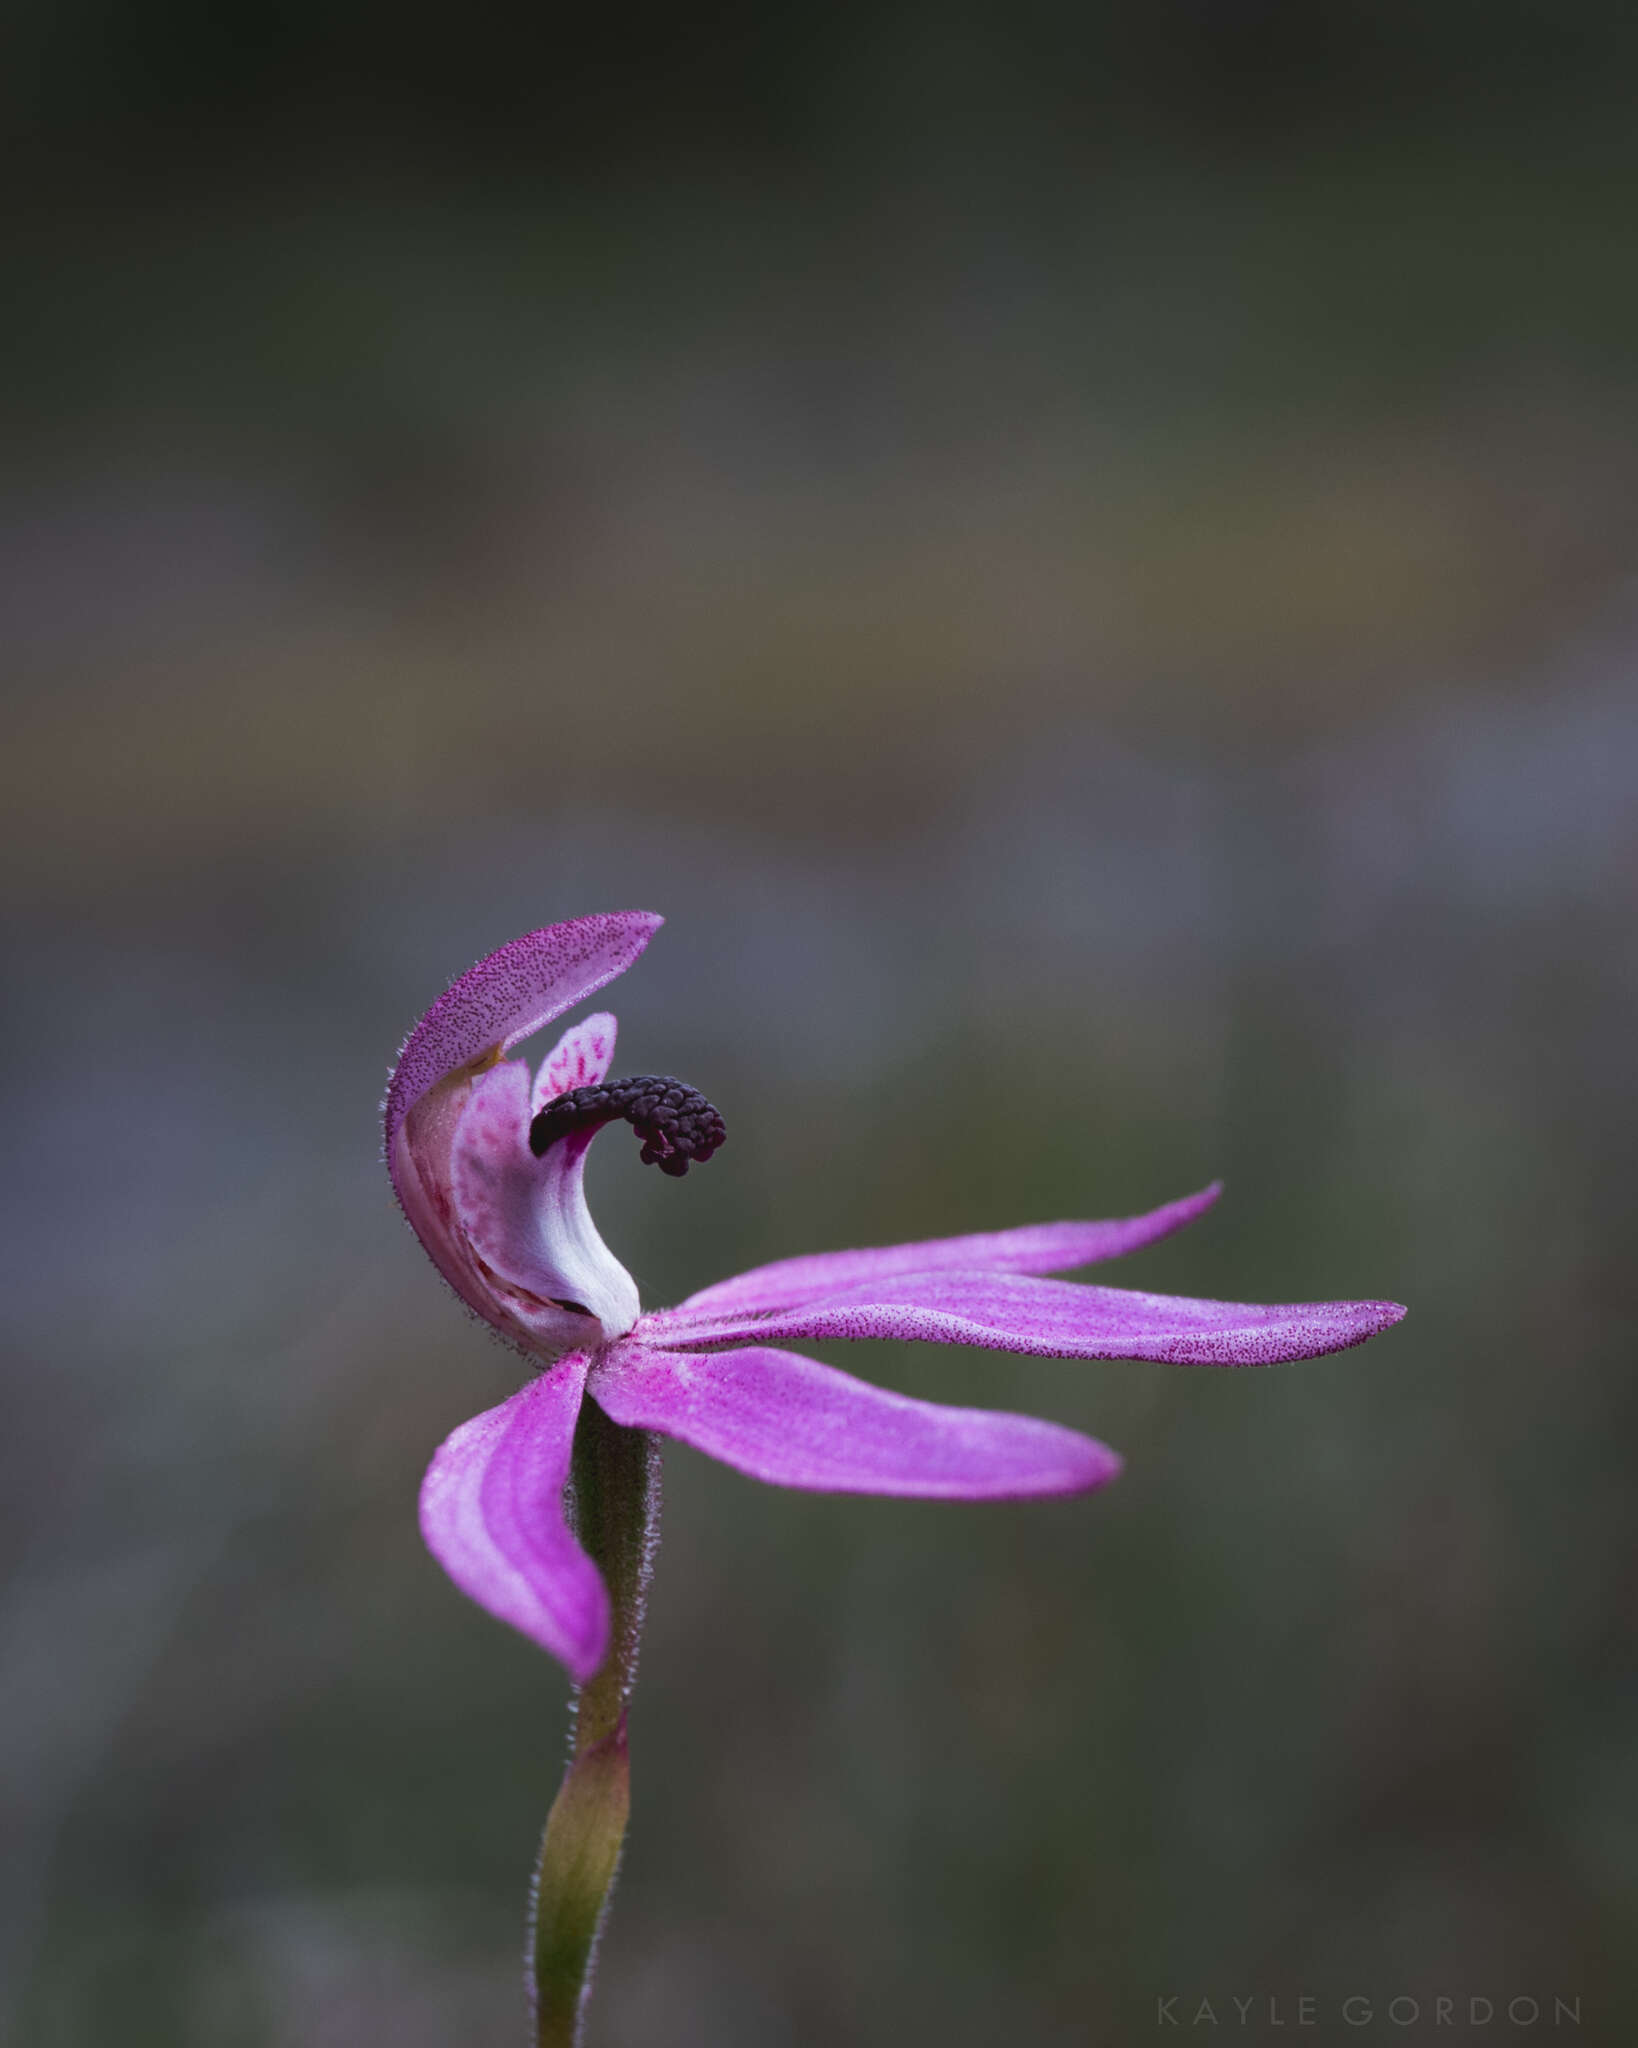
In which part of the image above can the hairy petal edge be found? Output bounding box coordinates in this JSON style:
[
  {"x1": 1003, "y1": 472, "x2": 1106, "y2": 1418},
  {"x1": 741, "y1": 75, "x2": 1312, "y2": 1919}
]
[{"x1": 419, "y1": 1356, "x2": 609, "y2": 1682}]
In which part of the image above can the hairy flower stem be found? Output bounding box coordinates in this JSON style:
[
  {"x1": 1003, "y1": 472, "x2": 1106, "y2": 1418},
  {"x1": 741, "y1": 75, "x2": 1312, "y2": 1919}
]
[{"x1": 530, "y1": 1399, "x2": 660, "y2": 2048}]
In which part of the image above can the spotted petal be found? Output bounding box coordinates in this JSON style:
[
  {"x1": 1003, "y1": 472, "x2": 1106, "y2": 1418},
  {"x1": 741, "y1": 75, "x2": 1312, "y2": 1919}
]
[
  {"x1": 534, "y1": 1012, "x2": 618, "y2": 1114},
  {"x1": 418, "y1": 1356, "x2": 608, "y2": 1682},
  {"x1": 384, "y1": 912, "x2": 660, "y2": 1162},
  {"x1": 665, "y1": 1272, "x2": 1406, "y2": 1366},
  {"x1": 385, "y1": 914, "x2": 658, "y2": 1331},
  {"x1": 674, "y1": 1183, "x2": 1223, "y2": 1319},
  {"x1": 589, "y1": 1344, "x2": 1120, "y2": 1497},
  {"x1": 451, "y1": 1060, "x2": 640, "y2": 1340}
]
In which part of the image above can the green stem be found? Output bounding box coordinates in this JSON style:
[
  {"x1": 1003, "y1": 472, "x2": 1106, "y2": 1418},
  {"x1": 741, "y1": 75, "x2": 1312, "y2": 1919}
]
[{"x1": 529, "y1": 1398, "x2": 661, "y2": 2048}]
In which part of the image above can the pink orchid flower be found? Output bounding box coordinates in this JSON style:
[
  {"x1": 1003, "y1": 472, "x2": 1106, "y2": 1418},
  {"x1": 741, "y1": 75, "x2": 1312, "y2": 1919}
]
[{"x1": 386, "y1": 911, "x2": 1405, "y2": 1686}]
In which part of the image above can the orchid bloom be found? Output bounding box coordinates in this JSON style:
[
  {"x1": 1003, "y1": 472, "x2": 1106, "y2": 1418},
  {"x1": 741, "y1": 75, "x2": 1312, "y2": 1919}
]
[{"x1": 385, "y1": 911, "x2": 1406, "y2": 1687}]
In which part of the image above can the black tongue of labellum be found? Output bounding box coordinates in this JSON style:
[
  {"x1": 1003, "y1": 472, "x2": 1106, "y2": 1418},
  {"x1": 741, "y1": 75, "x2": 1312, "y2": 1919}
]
[{"x1": 528, "y1": 1074, "x2": 727, "y2": 1177}]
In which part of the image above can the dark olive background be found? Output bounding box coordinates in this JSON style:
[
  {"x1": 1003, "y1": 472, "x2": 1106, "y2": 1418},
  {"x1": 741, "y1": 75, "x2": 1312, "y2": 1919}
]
[{"x1": 3, "y1": 7, "x2": 1635, "y2": 2043}]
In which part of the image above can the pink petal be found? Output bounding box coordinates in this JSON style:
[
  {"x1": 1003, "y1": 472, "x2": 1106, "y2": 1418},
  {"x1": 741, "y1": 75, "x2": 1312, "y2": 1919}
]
[
  {"x1": 448, "y1": 1059, "x2": 539, "y2": 1287},
  {"x1": 589, "y1": 1343, "x2": 1121, "y2": 1498},
  {"x1": 450, "y1": 1061, "x2": 639, "y2": 1339},
  {"x1": 672, "y1": 1184, "x2": 1222, "y2": 1319},
  {"x1": 534, "y1": 1011, "x2": 618, "y2": 1114},
  {"x1": 418, "y1": 1357, "x2": 609, "y2": 1682},
  {"x1": 384, "y1": 913, "x2": 660, "y2": 1163},
  {"x1": 665, "y1": 1272, "x2": 1407, "y2": 1366}
]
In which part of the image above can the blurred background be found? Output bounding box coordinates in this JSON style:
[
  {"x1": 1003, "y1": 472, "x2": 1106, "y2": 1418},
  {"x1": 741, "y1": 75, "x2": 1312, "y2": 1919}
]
[{"x1": 4, "y1": 3, "x2": 1636, "y2": 2041}]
